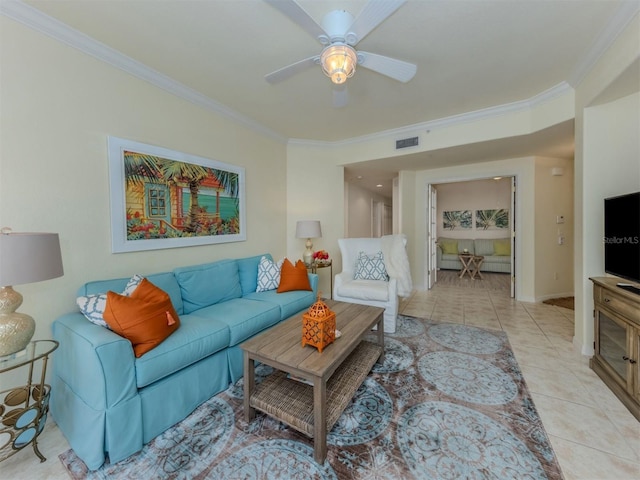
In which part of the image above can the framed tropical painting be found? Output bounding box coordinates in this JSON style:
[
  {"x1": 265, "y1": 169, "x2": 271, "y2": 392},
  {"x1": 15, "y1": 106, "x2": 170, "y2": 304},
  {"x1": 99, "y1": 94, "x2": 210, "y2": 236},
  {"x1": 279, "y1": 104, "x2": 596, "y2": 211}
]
[
  {"x1": 475, "y1": 209, "x2": 509, "y2": 230},
  {"x1": 443, "y1": 210, "x2": 472, "y2": 230},
  {"x1": 108, "y1": 137, "x2": 246, "y2": 253}
]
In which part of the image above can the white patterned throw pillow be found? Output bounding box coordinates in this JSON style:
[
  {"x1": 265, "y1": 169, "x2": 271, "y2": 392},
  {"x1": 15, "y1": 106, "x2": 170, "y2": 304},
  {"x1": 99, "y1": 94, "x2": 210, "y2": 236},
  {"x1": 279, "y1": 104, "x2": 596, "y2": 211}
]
[
  {"x1": 256, "y1": 256, "x2": 284, "y2": 292},
  {"x1": 76, "y1": 274, "x2": 144, "y2": 328},
  {"x1": 354, "y1": 251, "x2": 389, "y2": 281}
]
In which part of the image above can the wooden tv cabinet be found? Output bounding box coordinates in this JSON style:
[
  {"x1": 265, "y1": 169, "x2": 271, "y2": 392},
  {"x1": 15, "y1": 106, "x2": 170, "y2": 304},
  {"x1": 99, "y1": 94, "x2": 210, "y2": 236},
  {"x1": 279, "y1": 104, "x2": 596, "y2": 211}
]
[{"x1": 589, "y1": 277, "x2": 640, "y2": 421}]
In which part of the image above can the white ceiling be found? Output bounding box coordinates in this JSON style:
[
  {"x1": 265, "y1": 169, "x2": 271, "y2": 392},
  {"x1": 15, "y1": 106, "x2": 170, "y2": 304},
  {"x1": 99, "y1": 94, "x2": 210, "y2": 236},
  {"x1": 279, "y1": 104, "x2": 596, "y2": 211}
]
[{"x1": 7, "y1": 0, "x2": 638, "y2": 196}]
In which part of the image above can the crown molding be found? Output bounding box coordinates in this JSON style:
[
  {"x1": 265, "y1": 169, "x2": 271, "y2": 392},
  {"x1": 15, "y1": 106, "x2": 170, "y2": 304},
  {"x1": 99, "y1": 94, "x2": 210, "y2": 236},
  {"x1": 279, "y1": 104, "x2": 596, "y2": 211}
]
[
  {"x1": 568, "y1": 1, "x2": 640, "y2": 87},
  {"x1": 0, "y1": 0, "x2": 288, "y2": 144},
  {"x1": 290, "y1": 82, "x2": 573, "y2": 148}
]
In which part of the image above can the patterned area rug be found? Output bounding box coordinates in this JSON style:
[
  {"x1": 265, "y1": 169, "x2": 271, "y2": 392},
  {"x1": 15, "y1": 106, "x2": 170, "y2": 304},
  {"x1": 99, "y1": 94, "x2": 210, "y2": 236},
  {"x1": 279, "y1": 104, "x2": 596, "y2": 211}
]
[{"x1": 59, "y1": 316, "x2": 564, "y2": 479}]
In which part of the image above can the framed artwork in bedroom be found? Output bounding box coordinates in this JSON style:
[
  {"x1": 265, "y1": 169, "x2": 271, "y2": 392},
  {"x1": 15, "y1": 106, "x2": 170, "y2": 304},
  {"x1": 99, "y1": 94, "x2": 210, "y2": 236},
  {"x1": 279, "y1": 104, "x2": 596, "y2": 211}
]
[
  {"x1": 108, "y1": 136, "x2": 246, "y2": 253},
  {"x1": 443, "y1": 210, "x2": 472, "y2": 230},
  {"x1": 475, "y1": 209, "x2": 509, "y2": 230}
]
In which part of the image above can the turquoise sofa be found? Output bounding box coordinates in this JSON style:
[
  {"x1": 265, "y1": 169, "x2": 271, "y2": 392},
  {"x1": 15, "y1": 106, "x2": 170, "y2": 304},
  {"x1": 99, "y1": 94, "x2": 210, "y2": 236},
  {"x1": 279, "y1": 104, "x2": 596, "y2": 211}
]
[{"x1": 50, "y1": 254, "x2": 317, "y2": 470}]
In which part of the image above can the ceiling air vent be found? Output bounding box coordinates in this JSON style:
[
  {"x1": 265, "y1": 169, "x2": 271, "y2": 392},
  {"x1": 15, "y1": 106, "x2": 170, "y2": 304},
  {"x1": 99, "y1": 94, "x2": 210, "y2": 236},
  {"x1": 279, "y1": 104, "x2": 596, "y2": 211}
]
[{"x1": 396, "y1": 136, "x2": 419, "y2": 149}]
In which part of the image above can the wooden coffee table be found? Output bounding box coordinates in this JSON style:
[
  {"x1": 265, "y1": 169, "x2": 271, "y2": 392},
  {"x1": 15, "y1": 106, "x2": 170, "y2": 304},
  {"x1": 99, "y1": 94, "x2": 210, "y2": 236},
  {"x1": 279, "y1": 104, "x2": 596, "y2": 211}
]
[{"x1": 241, "y1": 300, "x2": 384, "y2": 464}]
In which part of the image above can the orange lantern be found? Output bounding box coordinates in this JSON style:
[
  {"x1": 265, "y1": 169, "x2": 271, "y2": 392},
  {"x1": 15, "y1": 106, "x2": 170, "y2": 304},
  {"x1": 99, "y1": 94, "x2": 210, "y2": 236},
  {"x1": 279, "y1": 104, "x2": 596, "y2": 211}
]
[{"x1": 302, "y1": 295, "x2": 336, "y2": 353}]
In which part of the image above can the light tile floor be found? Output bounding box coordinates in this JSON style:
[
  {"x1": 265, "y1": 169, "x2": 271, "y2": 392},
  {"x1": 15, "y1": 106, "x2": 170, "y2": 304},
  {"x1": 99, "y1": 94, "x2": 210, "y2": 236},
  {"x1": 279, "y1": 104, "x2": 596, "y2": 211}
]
[
  {"x1": 2, "y1": 282, "x2": 639, "y2": 479},
  {"x1": 401, "y1": 284, "x2": 640, "y2": 480}
]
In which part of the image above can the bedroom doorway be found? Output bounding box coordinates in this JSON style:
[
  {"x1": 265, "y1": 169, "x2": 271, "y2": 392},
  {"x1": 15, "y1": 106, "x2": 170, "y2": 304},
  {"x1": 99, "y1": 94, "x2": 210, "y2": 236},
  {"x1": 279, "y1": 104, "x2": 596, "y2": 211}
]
[{"x1": 426, "y1": 176, "x2": 516, "y2": 297}]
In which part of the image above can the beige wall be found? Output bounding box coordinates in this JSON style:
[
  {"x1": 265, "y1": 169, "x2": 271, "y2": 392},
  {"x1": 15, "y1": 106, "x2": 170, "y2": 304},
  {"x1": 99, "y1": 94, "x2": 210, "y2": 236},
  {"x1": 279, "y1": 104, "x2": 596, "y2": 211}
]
[
  {"x1": 575, "y1": 91, "x2": 640, "y2": 354},
  {"x1": 285, "y1": 88, "x2": 576, "y2": 303},
  {"x1": 435, "y1": 178, "x2": 512, "y2": 240},
  {"x1": 285, "y1": 142, "x2": 344, "y2": 297},
  {"x1": 574, "y1": 11, "x2": 640, "y2": 355},
  {"x1": 534, "y1": 157, "x2": 574, "y2": 300},
  {"x1": 0, "y1": 18, "x2": 287, "y2": 386},
  {"x1": 285, "y1": 79, "x2": 575, "y2": 301},
  {"x1": 413, "y1": 157, "x2": 537, "y2": 300},
  {"x1": 345, "y1": 182, "x2": 391, "y2": 238}
]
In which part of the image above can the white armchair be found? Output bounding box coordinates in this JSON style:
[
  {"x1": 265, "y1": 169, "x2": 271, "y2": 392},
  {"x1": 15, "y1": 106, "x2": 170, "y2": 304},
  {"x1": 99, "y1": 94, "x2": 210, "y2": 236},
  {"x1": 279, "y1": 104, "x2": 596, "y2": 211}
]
[{"x1": 333, "y1": 236, "x2": 409, "y2": 334}]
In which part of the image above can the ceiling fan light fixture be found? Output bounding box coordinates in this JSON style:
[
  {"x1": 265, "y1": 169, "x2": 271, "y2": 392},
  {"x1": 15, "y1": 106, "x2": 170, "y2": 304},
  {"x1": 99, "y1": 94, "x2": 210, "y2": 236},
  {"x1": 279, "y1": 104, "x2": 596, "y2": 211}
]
[{"x1": 321, "y1": 44, "x2": 357, "y2": 84}]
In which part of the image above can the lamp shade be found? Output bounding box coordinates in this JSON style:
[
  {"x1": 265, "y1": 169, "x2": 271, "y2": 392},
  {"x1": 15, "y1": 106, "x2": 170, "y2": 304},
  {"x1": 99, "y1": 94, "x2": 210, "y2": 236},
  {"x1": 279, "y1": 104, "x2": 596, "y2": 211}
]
[
  {"x1": 296, "y1": 221, "x2": 322, "y2": 239},
  {"x1": 0, "y1": 232, "x2": 64, "y2": 287}
]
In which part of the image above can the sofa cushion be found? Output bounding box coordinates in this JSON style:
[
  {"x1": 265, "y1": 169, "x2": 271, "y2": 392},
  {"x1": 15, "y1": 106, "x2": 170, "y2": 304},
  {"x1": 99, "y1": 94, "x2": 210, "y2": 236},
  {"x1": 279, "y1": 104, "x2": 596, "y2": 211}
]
[
  {"x1": 134, "y1": 314, "x2": 230, "y2": 388},
  {"x1": 354, "y1": 251, "x2": 389, "y2": 281},
  {"x1": 244, "y1": 289, "x2": 316, "y2": 319},
  {"x1": 193, "y1": 298, "x2": 281, "y2": 346},
  {"x1": 277, "y1": 259, "x2": 312, "y2": 293},
  {"x1": 438, "y1": 238, "x2": 475, "y2": 254},
  {"x1": 336, "y1": 279, "x2": 390, "y2": 302},
  {"x1": 174, "y1": 260, "x2": 242, "y2": 314},
  {"x1": 439, "y1": 240, "x2": 458, "y2": 254},
  {"x1": 104, "y1": 278, "x2": 180, "y2": 358},
  {"x1": 474, "y1": 238, "x2": 497, "y2": 256},
  {"x1": 237, "y1": 253, "x2": 271, "y2": 296},
  {"x1": 494, "y1": 239, "x2": 511, "y2": 256},
  {"x1": 483, "y1": 255, "x2": 512, "y2": 264}
]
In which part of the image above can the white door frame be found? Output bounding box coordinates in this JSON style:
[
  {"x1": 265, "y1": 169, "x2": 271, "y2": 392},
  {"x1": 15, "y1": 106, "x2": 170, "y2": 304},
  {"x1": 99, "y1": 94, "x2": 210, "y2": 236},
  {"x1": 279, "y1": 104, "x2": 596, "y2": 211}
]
[
  {"x1": 427, "y1": 184, "x2": 438, "y2": 289},
  {"x1": 510, "y1": 176, "x2": 516, "y2": 298},
  {"x1": 425, "y1": 176, "x2": 517, "y2": 298}
]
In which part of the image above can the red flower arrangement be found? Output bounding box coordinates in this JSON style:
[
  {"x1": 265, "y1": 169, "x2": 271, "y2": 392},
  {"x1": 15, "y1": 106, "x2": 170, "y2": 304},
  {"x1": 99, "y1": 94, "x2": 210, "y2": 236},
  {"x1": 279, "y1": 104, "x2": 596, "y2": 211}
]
[{"x1": 312, "y1": 250, "x2": 329, "y2": 261}]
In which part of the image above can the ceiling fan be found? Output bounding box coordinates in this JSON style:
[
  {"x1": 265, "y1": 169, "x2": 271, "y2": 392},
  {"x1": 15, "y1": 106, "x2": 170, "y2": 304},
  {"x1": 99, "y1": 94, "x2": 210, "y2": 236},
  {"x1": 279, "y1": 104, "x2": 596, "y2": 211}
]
[{"x1": 264, "y1": 0, "x2": 417, "y2": 107}]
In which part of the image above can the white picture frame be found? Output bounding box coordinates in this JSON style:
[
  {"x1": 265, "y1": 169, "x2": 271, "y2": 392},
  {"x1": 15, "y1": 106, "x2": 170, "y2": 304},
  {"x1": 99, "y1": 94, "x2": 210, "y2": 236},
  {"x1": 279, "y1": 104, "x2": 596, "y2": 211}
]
[{"x1": 108, "y1": 136, "x2": 246, "y2": 253}]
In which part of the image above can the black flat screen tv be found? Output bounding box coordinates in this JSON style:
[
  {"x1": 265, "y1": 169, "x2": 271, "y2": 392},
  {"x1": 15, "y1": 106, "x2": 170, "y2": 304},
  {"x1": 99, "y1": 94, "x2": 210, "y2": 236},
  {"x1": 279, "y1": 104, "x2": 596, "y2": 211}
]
[{"x1": 604, "y1": 191, "x2": 640, "y2": 286}]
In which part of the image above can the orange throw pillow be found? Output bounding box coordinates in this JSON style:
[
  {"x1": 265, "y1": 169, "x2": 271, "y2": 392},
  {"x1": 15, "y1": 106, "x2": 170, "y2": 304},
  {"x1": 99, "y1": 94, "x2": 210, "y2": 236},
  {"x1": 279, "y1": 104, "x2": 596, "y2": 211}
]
[
  {"x1": 277, "y1": 258, "x2": 312, "y2": 293},
  {"x1": 104, "y1": 278, "x2": 180, "y2": 357}
]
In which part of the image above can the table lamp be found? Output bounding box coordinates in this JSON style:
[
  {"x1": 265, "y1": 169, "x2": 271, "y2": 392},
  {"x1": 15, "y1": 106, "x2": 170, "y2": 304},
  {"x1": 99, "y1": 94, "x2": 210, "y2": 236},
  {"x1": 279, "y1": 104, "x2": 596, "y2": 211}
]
[
  {"x1": 296, "y1": 220, "x2": 322, "y2": 266},
  {"x1": 0, "y1": 228, "x2": 64, "y2": 357}
]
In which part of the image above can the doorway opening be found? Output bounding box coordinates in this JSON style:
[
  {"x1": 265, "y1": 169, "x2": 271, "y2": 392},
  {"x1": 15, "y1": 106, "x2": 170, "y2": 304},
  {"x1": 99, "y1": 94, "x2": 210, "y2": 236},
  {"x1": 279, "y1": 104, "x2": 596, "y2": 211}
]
[{"x1": 427, "y1": 176, "x2": 516, "y2": 297}]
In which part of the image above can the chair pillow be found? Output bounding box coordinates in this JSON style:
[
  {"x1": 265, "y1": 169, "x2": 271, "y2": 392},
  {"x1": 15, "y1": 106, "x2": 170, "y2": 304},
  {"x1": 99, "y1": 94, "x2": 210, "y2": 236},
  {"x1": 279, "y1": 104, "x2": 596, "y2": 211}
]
[
  {"x1": 103, "y1": 278, "x2": 180, "y2": 358},
  {"x1": 76, "y1": 274, "x2": 144, "y2": 328},
  {"x1": 256, "y1": 256, "x2": 284, "y2": 292},
  {"x1": 277, "y1": 259, "x2": 312, "y2": 293},
  {"x1": 354, "y1": 251, "x2": 389, "y2": 281},
  {"x1": 439, "y1": 240, "x2": 458, "y2": 255}
]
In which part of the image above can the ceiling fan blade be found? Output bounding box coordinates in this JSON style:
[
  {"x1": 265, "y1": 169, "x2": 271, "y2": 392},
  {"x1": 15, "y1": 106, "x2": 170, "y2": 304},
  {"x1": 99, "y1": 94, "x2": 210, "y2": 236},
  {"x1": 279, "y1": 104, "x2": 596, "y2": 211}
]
[
  {"x1": 348, "y1": 0, "x2": 406, "y2": 44},
  {"x1": 264, "y1": 0, "x2": 326, "y2": 41},
  {"x1": 357, "y1": 51, "x2": 417, "y2": 83},
  {"x1": 332, "y1": 84, "x2": 348, "y2": 108},
  {"x1": 265, "y1": 55, "x2": 319, "y2": 84}
]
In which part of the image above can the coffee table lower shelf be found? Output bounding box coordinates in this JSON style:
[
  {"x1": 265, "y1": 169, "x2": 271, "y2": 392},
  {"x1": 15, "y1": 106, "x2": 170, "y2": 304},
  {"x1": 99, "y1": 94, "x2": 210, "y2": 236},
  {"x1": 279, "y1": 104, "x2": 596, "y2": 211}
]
[{"x1": 250, "y1": 340, "x2": 382, "y2": 438}]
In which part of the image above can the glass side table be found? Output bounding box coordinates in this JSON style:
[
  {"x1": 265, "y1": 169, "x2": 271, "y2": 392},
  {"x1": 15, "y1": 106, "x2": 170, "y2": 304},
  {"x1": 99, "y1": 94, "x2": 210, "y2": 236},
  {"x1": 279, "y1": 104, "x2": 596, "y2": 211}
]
[
  {"x1": 0, "y1": 339, "x2": 58, "y2": 463},
  {"x1": 308, "y1": 260, "x2": 333, "y2": 299}
]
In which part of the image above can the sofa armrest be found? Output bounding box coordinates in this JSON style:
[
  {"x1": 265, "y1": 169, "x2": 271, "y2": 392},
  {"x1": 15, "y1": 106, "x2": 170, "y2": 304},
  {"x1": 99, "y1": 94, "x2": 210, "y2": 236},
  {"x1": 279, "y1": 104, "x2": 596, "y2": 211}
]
[
  {"x1": 308, "y1": 272, "x2": 319, "y2": 296},
  {"x1": 51, "y1": 313, "x2": 143, "y2": 469},
  {"x1": 52, "y1": 313, "x2": 138, "y2": 409}
]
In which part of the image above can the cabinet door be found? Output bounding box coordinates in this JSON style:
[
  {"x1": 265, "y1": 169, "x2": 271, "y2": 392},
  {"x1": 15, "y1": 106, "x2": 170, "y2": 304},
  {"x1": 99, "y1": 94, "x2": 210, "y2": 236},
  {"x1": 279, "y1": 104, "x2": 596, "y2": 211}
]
[
  {"x1": 595, "y1": 309, "x2": 632, "y2": 391},
  {"x1": 632, "y1": 326, "x2": 640, "y2": 403}
]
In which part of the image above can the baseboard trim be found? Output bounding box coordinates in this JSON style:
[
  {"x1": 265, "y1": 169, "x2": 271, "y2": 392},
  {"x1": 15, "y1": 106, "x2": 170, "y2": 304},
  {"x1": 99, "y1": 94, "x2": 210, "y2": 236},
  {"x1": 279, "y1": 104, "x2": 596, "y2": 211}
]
[{"x1": 535, "y1": 292, "x2": 574, "y2": 303}]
